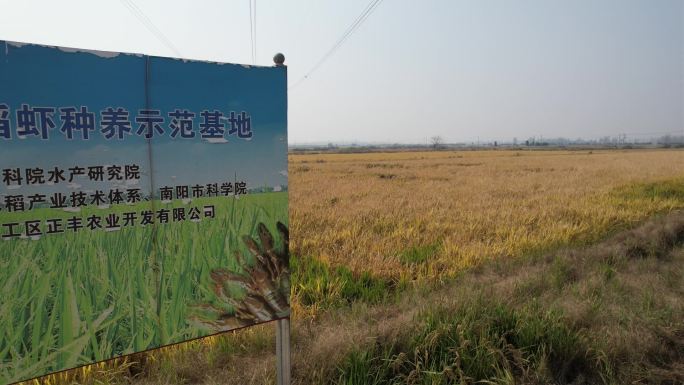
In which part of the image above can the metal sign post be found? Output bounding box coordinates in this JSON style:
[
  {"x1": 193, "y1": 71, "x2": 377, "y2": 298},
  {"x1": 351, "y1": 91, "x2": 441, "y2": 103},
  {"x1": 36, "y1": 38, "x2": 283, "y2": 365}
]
[
  {"x1": 273, "y1": 52, "x2": 290, "y2": 385},
  {"x1": 276, "y1": 317, "x2": 291, "y2": 385}
]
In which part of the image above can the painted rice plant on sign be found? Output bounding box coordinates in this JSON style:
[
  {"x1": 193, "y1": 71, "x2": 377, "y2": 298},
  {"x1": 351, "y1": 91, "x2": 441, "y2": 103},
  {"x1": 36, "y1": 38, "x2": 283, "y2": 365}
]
[{"x1": 0, "y1": 41, "x2": 289, "y2": 384}]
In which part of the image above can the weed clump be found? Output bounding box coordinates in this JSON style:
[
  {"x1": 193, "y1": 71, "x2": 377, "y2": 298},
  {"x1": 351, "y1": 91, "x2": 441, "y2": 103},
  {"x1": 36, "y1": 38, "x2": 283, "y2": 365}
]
[
  {"x1": 291, "y1": 255, "x2": 390, "y2": 309},
  {"x1": 336, "y1": 300, "x2": 593, "y2": 385},
  {"x1": 399, "y1": 243, "x2": 441, "y2": 266}
]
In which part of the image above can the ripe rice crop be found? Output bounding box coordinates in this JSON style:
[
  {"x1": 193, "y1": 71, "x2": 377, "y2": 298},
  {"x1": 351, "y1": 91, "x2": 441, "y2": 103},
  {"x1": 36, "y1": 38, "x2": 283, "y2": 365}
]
[{"x1": 289, "y1": 149, "x2": 684, "y2": 281}]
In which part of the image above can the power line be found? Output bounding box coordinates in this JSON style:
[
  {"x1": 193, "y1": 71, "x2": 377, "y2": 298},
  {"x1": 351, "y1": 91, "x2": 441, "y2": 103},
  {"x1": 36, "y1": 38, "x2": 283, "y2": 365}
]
[
  {"x1": 290, "y1": 0, "x2": 382, "y2": 89},
  {"x1": 120, "y1": 0, "x2": 182, "y2": 57},
  {"x1": 119, "y1": 0, "x2": 183, "y2": 57},
  {"x1": 254, "y1": 0, "x2": 257, "y2": 64},
  {"x1": 289, "y1": 0, "x2": 386, "y2": 90},
  {"x1": 249, "y1": 0, "x2": 255, "y2": 64}
]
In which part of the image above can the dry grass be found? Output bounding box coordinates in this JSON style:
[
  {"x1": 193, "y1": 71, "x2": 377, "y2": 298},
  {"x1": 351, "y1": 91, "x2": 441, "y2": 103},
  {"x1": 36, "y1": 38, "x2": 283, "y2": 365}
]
[
  {"x1": 301, "y1": 210, "x2": 684, "y2": 384},
  {"x1": 290, "y1": 149, "x2": 684, "y2": 280}
]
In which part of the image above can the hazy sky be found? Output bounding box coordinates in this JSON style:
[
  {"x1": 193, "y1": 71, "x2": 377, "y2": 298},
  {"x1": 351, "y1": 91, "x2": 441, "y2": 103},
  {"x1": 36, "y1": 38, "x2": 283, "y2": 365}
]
[{"x1": 1, "y1": 0, "x2": 682, "y2": 144}]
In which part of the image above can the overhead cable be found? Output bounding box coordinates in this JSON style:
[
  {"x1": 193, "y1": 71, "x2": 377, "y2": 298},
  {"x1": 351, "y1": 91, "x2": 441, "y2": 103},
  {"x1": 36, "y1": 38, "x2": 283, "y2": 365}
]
[
  {"x1": 119, "y1": 0, "x2": 183, "y2": 57},
  {"x1": 289, "y1": 0, "x2": 386, "y2": 90},
  {"x1": 254, "y1": 0, "x2": 257, "y2": 64},
  {"x1": 249, "y1": 0, "x2": 255, "y2": 64}
]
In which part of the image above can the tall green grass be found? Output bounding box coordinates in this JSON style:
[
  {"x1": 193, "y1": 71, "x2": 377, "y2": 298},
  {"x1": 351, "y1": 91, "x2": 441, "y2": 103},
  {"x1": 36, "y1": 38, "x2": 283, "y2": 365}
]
[
  {"x1": 336, "y1": 299, "x2": 592, "y2": 385},
  {"x1": 0, "y1": 192, "x2": 288, "y2": 384}
]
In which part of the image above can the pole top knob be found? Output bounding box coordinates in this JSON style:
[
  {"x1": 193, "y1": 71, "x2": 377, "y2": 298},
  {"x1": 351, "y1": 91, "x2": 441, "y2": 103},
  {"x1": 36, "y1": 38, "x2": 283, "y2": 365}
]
[{"x1": 273, "y1": 53, "x2": 285, "y2": 66}]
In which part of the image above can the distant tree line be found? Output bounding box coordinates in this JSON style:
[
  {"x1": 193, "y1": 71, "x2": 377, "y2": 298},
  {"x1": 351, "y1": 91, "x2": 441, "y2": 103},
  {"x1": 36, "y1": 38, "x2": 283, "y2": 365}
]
[{"x1": 290, "y1": 134, "x2": 684, "y2": 152}]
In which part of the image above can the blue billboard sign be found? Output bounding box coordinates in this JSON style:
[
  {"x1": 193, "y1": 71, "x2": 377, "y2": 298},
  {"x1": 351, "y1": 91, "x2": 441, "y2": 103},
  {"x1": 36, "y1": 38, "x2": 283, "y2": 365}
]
[{"x1": 0, "y1": 41, "x2": 289, "y2": 384}]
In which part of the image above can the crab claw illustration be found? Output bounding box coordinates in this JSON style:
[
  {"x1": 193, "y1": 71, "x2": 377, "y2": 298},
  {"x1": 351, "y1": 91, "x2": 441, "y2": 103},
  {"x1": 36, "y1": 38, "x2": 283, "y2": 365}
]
[{"x1": 189, "y1": 221, "x2": 290, "y2": 332}]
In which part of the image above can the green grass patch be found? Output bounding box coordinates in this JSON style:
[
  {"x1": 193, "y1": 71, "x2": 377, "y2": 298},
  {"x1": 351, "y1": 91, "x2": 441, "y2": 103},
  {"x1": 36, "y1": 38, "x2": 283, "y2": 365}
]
[
  {"x1": 336, "y1": 299, "x2": 594, "y2": 385},
  {"x1": 615, "y1": 178, "x2": 684, "y2": 205},
  {"x1": 398, "y1": 243, "x2": 441, "y2": 266},
  {"x1": 291, "y1": 255, "x2": 390, "y2": 309}
]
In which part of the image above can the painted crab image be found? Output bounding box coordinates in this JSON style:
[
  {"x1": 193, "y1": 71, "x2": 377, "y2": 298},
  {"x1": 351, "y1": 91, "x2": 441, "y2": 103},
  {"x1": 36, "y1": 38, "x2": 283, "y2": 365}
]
[{"x1": 190, "y1": 222, "x2": 290, "y2": 331}]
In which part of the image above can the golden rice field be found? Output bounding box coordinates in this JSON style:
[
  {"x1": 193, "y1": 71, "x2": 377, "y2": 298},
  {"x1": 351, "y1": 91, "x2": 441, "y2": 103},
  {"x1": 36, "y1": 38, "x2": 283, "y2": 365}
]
[{"x1": 289, "y1": 149, "x2": 684, "y2": 280}]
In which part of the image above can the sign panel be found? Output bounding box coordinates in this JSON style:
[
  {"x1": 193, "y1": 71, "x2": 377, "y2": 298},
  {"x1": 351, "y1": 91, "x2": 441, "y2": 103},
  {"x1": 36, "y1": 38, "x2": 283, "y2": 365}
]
[{"x1": 0, "y1": 41, "x2": 289, "y2": 384}]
